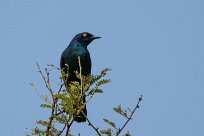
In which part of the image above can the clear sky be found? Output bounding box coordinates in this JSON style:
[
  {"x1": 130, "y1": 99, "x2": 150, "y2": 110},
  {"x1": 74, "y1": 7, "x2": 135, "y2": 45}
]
[{"x1": 0, "y1": 0, "x2": 204, "y2": 135}]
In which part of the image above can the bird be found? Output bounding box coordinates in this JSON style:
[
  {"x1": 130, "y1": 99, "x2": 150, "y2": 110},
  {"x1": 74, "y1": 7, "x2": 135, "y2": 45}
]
[{"x1": 60, "y1": 32, "x2": 101, "y2": 122}]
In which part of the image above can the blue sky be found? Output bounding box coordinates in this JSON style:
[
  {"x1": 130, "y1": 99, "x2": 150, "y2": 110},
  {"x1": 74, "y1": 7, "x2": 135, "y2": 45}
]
[{"x1": 0, "y1": 0, "x2": 204, "y2": 135}]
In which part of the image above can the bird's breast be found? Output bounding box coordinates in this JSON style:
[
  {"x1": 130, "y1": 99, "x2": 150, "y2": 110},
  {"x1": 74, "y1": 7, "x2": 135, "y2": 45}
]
[{"x1": 67, "y1": 47, "x2": 91, "y2": 76}]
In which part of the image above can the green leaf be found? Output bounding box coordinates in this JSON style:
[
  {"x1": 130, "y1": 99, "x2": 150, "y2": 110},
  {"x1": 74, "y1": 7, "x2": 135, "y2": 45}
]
[
  {"x1": 113, "y1": 105, "x2": 128, "y2": 118},
  {"x1": 91, "y1": 68, "x2": 111, "y2": 84},
  {"x1": 54, "y1": 93, "x2": 75, "y2": 114},
  {"x1": 103, "y1": 118, "x2": 117, "y2": 129},
  {"x1": 36, "y1": 120, "x2": 49, "y2": 127},
  {"x1": 95, "y1": 89, "x2": 103, "y2": 93},
  {"x1": 40, "y1": 104, "x2": 52, "y2": 109},
  {"x1": 100, "y1": 128, "x2": 112, "y2": 136},
  {"x1": 88, "y1": 88, "x2": 103, "y2": 95},
  {"x1": 96, "y1": 79, "x2": 111, "y2": 87},
  {"x1": 54, "y1": 93, "x2": 67, "y2": 100},
  {"x1": 47, "y1": 64, "x2": 54, "y2": 67},
  {"x1": 83, "y1": 83, "x2": 90, "y2": 93},
  {"x1": 54, "y1": 115, "x2": 67, "y2": 124},
  {"x1": 101, "y1": 68, "x2": 112, "y2": 76},
  {"x1": 124, "y1": 131, "x2": 132, "y2": 136},
  {"x1": 32, "y1": 127, "x2": 46, "y2": 135}
]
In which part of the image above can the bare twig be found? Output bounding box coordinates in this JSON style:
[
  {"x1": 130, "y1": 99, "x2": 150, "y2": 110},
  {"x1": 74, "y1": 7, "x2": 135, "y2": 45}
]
[
  {"x1": 87, "y1": 118, "x2": 101, "y2": 136},
  {"x1": 36, "y1": 62, "x2": 57, "y2": 136},
  {"x1": 57, "y1": 123, "x2": 67, "y2": 136},
  {"x1": 58, "y1": 83, "x2": 64, "y2": 94},
  {"x1": 57, "y1": 117, "x2": 73, "y2": 136},
  {"x1": 55, "y1": 103, "x2": 67, "y2": 122},
  {"x1": 46, "y1": 101, "x2": 55, "y2": 136},
  {"x1": 45, "y1": 68, "x2": 52, "y2": 95},
  {"x1": 116, "y1": 95, "x2": 143, "y2": 136},
  {"x1": 57, "y1": 124, "x2": 67, "y2": 136},
  {"x1": 55, "y1": 109, "x2": 65, "y2": 116},
  {"x1": 46, "y1": 78, "x2": 56, "y2": 135},
  {"x1": 80, "y1": 112, "x2": 102, "y2": 136},
  {"x1": 36, "y1": 62, "x2": 53, "y2": 95},
  {"x1": 66, "y1": 118, "x2": 75, "y2": 136}
]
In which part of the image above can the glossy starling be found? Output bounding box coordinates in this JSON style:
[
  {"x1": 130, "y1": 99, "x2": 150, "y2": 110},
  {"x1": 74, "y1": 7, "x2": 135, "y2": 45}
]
[{"x1": 60, "y1": 32, "x2": 101, "y2": 122}]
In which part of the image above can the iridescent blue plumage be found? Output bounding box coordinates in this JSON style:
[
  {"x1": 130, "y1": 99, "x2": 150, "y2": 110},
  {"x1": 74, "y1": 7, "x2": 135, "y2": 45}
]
[{"x1": 60, "y1": 32, "x2": 101, "y2": 122}]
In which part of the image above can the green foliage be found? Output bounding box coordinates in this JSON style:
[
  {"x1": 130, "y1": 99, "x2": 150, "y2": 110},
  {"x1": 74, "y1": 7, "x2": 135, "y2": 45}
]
[
  {"x1": 103, "y1": 118, "x2": 117, "y2": 129},
  {"x1": 54, "y1": 114, "x2": 67, "y2": 124},
  {"x1": 36, "y1": 120, "x2": 50, "y2": 127},
  {"x1": 32, "y1": 127, "x2": 46, "y2": 135},
  {"x1": 28, "y1": 62, "x2": 112, "y2": 135},
  {"x1": 113, "y1": 105, "x2": 129, "y2": 118},
  {"x1": 124, "y1": 131, "x2": 132, "y2": 136},
  {"x1": 40, "y1": 104, "x2": 52, "y2": 109},
  {"x1": 100, "y1": 128, "x2": 112, "y2": 136},
  {"x1": 28, "y1": 61, "x2": 142, "y2": 136},
  {"x1": 101, "y1": 95, "x2": 143, "y2": 136}
]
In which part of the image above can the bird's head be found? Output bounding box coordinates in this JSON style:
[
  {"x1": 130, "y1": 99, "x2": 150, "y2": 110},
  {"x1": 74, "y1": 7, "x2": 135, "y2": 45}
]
[{"x1": 71, "y1": 32, "x2": 101, "y2": 46}]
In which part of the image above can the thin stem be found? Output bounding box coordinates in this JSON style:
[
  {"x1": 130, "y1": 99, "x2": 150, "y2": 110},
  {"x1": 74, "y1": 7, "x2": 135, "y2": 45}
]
[
  {"x1": 66, "y1": 118, "x2": 74, "y2": 136},
  {"x1": 57, "y1": 116, "x2": 71, "y2": 136},
  {"x1": 45, "y1": 68, "x2": 53, "y2": 96},
  {"x1": 58, "y1": 83, "x2": 64, "y2": 94},
  {"x1": 87, "y1": 117, "x2": 101, "y2": 136},
  {"x1": 36, "y1": 62, "x2": 53, "y2": 96},
  {"x1": 57, "y1": 124, "x2": 67, "y2": 136},
  {"x1": 78, "y1": 56, "x2": 83, "y2": 96},
  {"x1": 81, "y1": 112, "x2": 102, "y2": 136},
  {"x1": 46, "y1": 84, "x2": 56, "y2": 135},
  {"x1": 116, "y1": 95, "x2": 143, "y2": 136},
  {"x1": 36, "y1": 62, "x2": 57, "y2": 136}
]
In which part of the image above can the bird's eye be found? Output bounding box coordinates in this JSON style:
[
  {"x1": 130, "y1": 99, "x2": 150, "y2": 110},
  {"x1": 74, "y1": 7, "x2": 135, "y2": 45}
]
[{"x1": 82, "y1": 33, "x2": 88, "y2": 38}]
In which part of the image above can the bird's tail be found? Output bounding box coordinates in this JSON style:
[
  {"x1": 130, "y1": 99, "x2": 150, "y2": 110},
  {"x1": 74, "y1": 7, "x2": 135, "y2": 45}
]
[{"x1": 74, "y1": 96, "x2": 87, "y2": 123}]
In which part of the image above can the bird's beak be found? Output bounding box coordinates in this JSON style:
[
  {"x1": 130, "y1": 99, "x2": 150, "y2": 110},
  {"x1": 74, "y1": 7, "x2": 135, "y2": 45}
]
[{"x1": 91, "y1": 35, "x2": 101, "y2": 40}]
